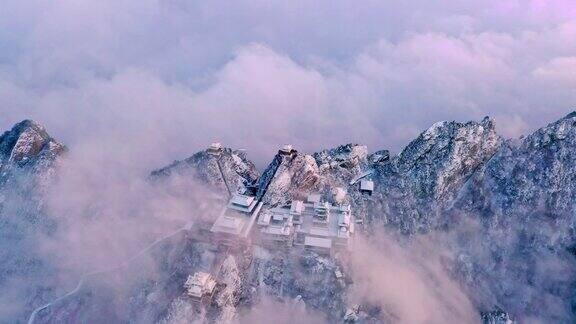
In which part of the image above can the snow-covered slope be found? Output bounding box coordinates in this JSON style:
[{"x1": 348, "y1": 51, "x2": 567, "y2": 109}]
[
  {"x1": 150, "y1": 146, "x2": 259, "y2": 196},
  {"x1": 370, "y1": 117, "x2": 502, "y2": 234},
  {"x1": 450, "y1": 113, "x2": 576, "y2": 322},
  {"x1": 259, "y1": 151, "x2": 321, "y2": 205}
]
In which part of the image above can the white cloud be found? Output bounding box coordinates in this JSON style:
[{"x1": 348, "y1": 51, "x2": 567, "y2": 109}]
[{"x1": 348, "y1": 235, "x2": 479, "y2": 323}]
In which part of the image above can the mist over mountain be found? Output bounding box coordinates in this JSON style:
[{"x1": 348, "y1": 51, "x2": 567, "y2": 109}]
[
  {"x1": 2, "y1": 1, "x2": 576, "y2": 323},
  {"x1": 1, "y1": 112, "x2": 576, "y2": 323}
]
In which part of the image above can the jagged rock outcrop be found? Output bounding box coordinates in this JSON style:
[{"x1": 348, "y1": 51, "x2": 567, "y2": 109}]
[
  {"x1": 449, "y1": 112, "x2": 576, "y2": 322},
  {"x1": 481, "y1": 308, "x2": 515, "y2": 324},
  {"x1": 457, "y1": 112, "x2": 576, "y2": 231},
  {"x1": 368, "y1": 149, "x2": 390, "y2": 166},
  {"x1": 255, "y1": 144, "x2": 372, "y2": 208},
  {"x1": 371, "y1": 117, "x2": 502, "y2": 234},
  {"x1": 150, "y1": 146, "x2": 259, "y2": 196},
  {"x1": 260, "y1": 152, "x2": 321, "y2": 205},
  {"x1": 314, "y1": 144, "x2": 368, "y2": 188},
  {"x1": 0, "y1": 119, "x2": 65, "y2": 237},
  {"x1": 296, "y1": 116, "x2": 576, "y2": 321},
  {"x1": 0, "y1": 119, "x2": 65, "y2": 188},
  {"x1": 314, "y1": 144, "x2": 368, "y2": 171}
]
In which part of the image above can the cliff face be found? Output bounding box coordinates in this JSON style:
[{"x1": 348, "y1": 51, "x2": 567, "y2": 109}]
[
  {"x1": 260, "y1": 152, "x2": 321, "y2": 205},
  {"x1": 450, "y1": 113, "x2": 576, "y2": 321},
  {"x1": 457, "y1": 112, "x2": 576, "y2": 226},
  {"x1": 369, "y1": 117, "x2": 503, "y2": 234}
]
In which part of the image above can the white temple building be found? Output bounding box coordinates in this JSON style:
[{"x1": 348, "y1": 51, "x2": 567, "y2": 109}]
[
  {"x1": 184, "y1": 272, "x2": 217, "y2": 303},
  {"x1": 256, "y1": 193, "x2": 355, "y2": 254},
  {"x1": 207, "y1": 142, "x2": 223, "y2": 156},
  {"x1": 359, "y1": 179, "x2": 374, "y2": 195},
  {"x1": 211, "y1": 193, "x2": 262, "y2": 245},
  {"x1": 207, "y1": 143, "x2": 356, "y2": 255},
  {"x1": 257, "y1": 204, "x2": 295, "y2": 247},
  {"x1": 278, "y1": 144, "x2": 296, "y2": 156}
]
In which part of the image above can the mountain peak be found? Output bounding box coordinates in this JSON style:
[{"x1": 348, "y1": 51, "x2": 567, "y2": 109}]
[
  {"x1": 150, "y1": 144, "x2": 259, "y2": 196},
  {"x1": 313, "y1": 143, "x2": 368, "y2": 169},
  {"x1": 397, "y1": 117, "x2": 501, "y2": 171},
  {"x1": 0, "y1": 119, "x2": 64, "y2": 165},
  {"x1": 13, "y1": 119, "x2": 46, "y2": 132},
  {"x1": 521, "y1": 111, "x2": 576, "y2": 149}
]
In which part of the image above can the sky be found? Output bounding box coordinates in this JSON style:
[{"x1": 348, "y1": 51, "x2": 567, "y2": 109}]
[{"x1": 1, "y1": 0, "x2": 576, "y2": 168}]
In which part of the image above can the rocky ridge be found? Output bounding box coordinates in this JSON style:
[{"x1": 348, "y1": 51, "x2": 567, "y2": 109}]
[
  {"x1": 150, "y1": 146, "x2": 259, "y2": 196},
  {"x1": 147, "y1": 113, "x2": 576, "y2": 323},
  {"x1": 6, "y1": 112, "x2": 576, "y2": 323}
]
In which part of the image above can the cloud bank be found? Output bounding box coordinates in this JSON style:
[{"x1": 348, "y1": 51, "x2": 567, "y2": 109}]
[
  {"x1": 1, "y1": 0, "x2": 575, "y2": 167},
  {"x1": 348, "y1": 235, "x2": 479, "y2": 323}
]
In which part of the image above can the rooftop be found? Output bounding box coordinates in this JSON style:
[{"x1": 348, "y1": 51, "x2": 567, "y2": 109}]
[
  {"x1": 258, "y1": 198, "x2": 355, "y2": 251},
  {"x1": 304, "y1": 236, "x2": 332, "y2": 250},
  {"x1": 360, "y1": 179, "x2": 374, "y2": 192},
  {"x1": 290, "y1": 200, "x2": 304, "y2": 215},
  {"x1": 257, "y1": 211, "x2": 272, "y2": 226},
  {"x1": 211, "y1": 198, "x2": 263, "y2": 241},
  {"x1": 307, "y1": 194, "x2": 321, "y2": 204},
  {"x1": 281, "y1": 144, "x2": 293, "y2": 152},
  {"x1": 278, "y1": 144, "x2": 295, "y2": 155},
  {"x1": 207, "y1": 142, "x2": 223, "y2": 156},
  {"x1": 211, "y1": 215, "x2": 244, "y2": 235},
  {"x1": 231, "y1": 194, "x2": 255, "y2": 207},
  {"x1": 210, "y1": 142, "x2": 222, "y2": 150},
  {"x1": 228, "y1": 194, "x2": 258, "y2": 213}
]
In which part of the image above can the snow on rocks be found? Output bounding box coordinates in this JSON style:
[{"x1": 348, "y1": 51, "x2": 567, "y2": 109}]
[
  {"x1": 261, "y1": 152, "x2": 321, "y2": 205},
  {"x1": 150, "y1": 146, "x2": 259, "y2": 196},
  {"x1": 370, "y1": 116, "x2": 503, "y2": 234}
]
